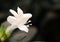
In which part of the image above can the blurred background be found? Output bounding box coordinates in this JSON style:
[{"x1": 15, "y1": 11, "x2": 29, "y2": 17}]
[{"x1": 0, "y1": 0, "x2": 60, "y2": 42}]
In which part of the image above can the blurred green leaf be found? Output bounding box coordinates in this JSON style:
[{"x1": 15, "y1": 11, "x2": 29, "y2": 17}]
[{"x1": 0, "y1": 25, "x2": 7, "y2": 41}]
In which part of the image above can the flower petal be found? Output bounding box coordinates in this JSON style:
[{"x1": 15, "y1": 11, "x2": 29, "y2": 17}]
[
  {"x1": 24, "y1": 13, "x2": 32, "y2": 19},
  {"x1": 17, "y1": 7, "x2": 23, "y2": 16},
  {"x1": 18, "y1": 25, "x2": 29, "y2": 33},
  {"x1": 22, "y1": 13, "x2": 32, "y2": 24},
  {"x1": 17, "y1": 13, "x2": 32, "y2": 25},
  {"x1": 9, "y1": 9, "x2": 18, "y2": 18},
  {"x1": 7, "y1": 16, "x2": 16, "y2": 25}
]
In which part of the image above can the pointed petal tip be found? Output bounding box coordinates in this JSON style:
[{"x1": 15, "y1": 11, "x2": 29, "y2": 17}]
[
  {"x1": 9, "y1": 9, "x2": 12, "y2": 12},
  {"x1": 26, "y1": 25, "x2": 29, "y2": 27},
  {"x1": 17, "y1": 6, "x2": 20, "y2": 10},
  {"x1": 24, "y1": 29, "x2": 29, "y2": 33},
  {"x1": 27, "y1": 13, "x2": 32, "y2": 17},
  {"x1": 29, "y1": 14, "x2": 32, "y2": 17},
  {"x1": 17, "y1": 6, "x2": 19, "y2": 8},
  {"x1": 20, "y1": 29, "x2": 29, "y2": 33},
  {"x1": 28, "y1": 14, "x2": 32, "y2": 18},
  {"x1": 29, "y1": 24, "x2": 32, "y2": 25},
  {"x1": 24, "y1": 13, "x2": 32, "y2": 18},
  {"x1": 17, "y1": 6, "x2": 23, "y2": 15},
  {"x1": 18, "y1": 25, "x2": 29, "y2": 33},
  {"x1": 28, "y1": 20, "x2": 31, "y2": 22},
  {"x1": 9, "y1": 9, "x2": 14, "y2": 13},
  {"x1": 22, "y1": 28, "x2": 29, "y2": 33},
  {"x1": 17, "y1": 6, "x2": 22, "y2": 11}
]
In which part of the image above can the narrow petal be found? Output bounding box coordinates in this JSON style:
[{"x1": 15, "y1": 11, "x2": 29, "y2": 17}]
[
  {"x1": 24, "y1": 13, "x2": 32, "y2": 19},
  {"x1": 9, "y1": 9, "x2": 18, "y2": 17},
  {"x1": 18, "y1": 25, "x2": 29, "y2": 33},
  {"x1": 28, "y1": 20, "x2": 31, "y2": 23},
  {"x1": 21, "y1": 13, "x2": 32, "y2": 24},
  {"x1": 26, "y1": 25, "x2": 29, "y2": 27},
  {"x1": 29, "y1": 24, "x2": 32, "y2": 25},
  {"x1": 7, "y1": 16, "x2": 16, "y2": 25},
  {"x1": 17, "y1": 7, "x2": 23, "y2": 16}
]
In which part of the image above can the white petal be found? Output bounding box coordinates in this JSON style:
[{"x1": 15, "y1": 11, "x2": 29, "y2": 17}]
[
  {"x1": 17, "y1": 13, "x2": 32, "y2": 25},
  {"x1": 17, "y1": 7, "x2": 23, "y2": 16},
  {"x1": 21, "y1": 13, "x2": 32, "y2": 24},
  {"x1": 26, "y1": 25, "x2": 29, "y2": 27},
  {"x1": 9, "y1": 9, "x2": 18, "y2": 17},
  {"x1": 24, "y1": 13, "x2": 32, "y2": 19},
  {"x1": 7, "y1": 16, "x2": 16, "y2": 25},
  {"x1": 18, "y1": 25, "x2": 29, "y2": 33},
  {"x1": 28, "y1": 20, "x2": 31, "y2": 22},
  {"x1": 29, "y1": 24, "x2": 32, "y2": 25}
]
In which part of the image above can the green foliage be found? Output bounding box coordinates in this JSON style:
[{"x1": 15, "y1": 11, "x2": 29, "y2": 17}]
[
  {"x1": 0, "y1": 25, "x2": 7, "y2": 42},
  {"x1": 0, "y1": 25, "x2": 12, "y2": 42}
]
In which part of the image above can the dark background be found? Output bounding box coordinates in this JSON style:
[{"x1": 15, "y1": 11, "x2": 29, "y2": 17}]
[{"x1": 0, "y1": 0, "x2": 60, "y2": 42}]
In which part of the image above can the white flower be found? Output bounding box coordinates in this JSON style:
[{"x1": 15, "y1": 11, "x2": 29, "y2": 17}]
[{"x1": 6, "y1": 7, "x2": 32, "y2": 33}]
